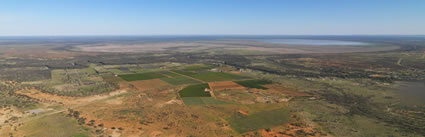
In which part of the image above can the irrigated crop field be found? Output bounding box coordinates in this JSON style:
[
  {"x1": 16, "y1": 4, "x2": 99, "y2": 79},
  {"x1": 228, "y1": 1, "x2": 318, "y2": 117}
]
[
  {"x1": 119, "y1": 72, "x2": 166, "y2": 81},
  {"x1": 161, "y1": 76, "x2": 201, "y2": 85},
  {"x1": 179, "y1": 83, "x2": 211, "y2": 97}
]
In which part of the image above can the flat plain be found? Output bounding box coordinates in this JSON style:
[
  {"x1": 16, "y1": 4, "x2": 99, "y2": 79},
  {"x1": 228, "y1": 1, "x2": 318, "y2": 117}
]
[{"x1": 0, "y1": 36, "x2": 424, "y2": 137}]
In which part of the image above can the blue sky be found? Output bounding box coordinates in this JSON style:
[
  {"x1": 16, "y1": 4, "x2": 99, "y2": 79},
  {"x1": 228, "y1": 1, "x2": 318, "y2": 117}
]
[{"x1": 1, "y1": 0, "x2": 424, "y2": 36}]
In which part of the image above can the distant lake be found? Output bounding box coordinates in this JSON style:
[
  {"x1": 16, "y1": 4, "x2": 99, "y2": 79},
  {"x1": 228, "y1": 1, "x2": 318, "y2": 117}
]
[
  {"x1": 257, "y1": 39, "x2": 369, "y2": 46},
  {"x1": 398, "y1": 81, "x2": 425, "y2": 106}
]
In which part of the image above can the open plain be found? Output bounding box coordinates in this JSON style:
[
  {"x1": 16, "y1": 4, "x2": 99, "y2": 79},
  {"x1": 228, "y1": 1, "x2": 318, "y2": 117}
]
[{"x1": 0, "y1": 36, "x2": 424, "y2": 137}]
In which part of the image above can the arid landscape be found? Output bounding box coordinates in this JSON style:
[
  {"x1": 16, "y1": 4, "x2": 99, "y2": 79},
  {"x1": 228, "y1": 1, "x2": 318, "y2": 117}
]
[
  {"x1": 0, "y1": 35, "x2": 424, "y2": 137},
  {"x1": 2, "y1": 0, "x2": 425, "y2": 136}
]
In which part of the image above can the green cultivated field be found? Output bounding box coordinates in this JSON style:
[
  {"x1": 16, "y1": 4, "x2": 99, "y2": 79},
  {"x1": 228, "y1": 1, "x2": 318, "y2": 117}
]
[
  {"x1": 119, "y1": 72, "x2": 166, "y2": 81},
  {"x1": 228, "y1": 108, "x2": 291, "y2": 133},
  {"x1": 159, "y1": 71, "x2": 180, "y2": 77},
  {"x1": 179, "y1": 83, "x2": 211, "y2": 97},
  {"x1": 235, "y1": 79, "x2": 272, "y2": 89},
  {"x1": 173, "y1": 70, "x2": 197, "y2": 76},
  {"x1": 161, "y1": 76, "x2": 200, "y2": 85}
]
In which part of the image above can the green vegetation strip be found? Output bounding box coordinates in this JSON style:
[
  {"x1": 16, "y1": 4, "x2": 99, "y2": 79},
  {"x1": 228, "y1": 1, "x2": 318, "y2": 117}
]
[
  {"x1": 228, "y1": 108, "x2": 290, "y2": 133},
  {"x1": 118, "y1": 72, "x2": 166, "y2": 81},
  {"x1": 161, "y1": 76, "x2": 200, "y2": 85},
  {"x1": 235, "y1": 79, "x2": 272, "y2": 89},
  {"x1": 179, "y1": 83, "x2": 211, "y2": 97}
]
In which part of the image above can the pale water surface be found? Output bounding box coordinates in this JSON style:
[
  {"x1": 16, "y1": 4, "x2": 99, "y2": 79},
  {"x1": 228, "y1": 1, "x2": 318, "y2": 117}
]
[{"x1": 258, "y1": 39, "x2": 369, "y2": 46}]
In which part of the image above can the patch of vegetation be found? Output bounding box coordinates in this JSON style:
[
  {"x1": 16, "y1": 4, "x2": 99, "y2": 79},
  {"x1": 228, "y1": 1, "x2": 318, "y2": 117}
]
[
  {"x1": 0, "y1": 67, "x2": 51, "y2": 82},
  {"x1": 228, "y1": 108, "x2": 291, "y2": 133},
  {"x1": 27, "y1": 68, "x2": 120, "y2": 97},
  {"x1": 235, "y1": 79, "x2": 272, "y2": 89},
  {"x1": 34, "y1": 82, "x2": 118, "y2": 97},
  {"x1": 181, "y1": 97, "x2": 204, "y2": 105},
  {"x1": 18, "y1": 113, "x2": 91, "y2": 137},
  {"x1": 0, "y1": 83, "x2": 38, "y2": 109},
  {"x1": 161, "y1": 76, "x2": 200, "y2": 85},
  {"x1": 119, "y1": 72, "x2": 166, "y2": 81},
  {"x1": 101, "y1": 74, "x2": 123, "y2": 84},
  {"x1": 179, "y1": 83, "x2": 211, "y2": 97}
]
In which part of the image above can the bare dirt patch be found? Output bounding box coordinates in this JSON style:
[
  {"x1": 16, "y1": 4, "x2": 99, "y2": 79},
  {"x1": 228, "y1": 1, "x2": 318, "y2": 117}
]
[
  {"x1": 231, "y1": 71, "x2": 242, "y2": 74},
  {"x1": 208, "y1": 81, "x2": 245, "y2": 91},
  {"x1": 105, "y1": 97, "x2": 123, "y2": 105}
]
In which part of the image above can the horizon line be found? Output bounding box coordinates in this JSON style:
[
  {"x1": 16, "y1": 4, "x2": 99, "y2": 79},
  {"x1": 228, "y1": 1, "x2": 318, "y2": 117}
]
[{"x1": 1, "y1": 34, "x2": 425, "y2": 37}]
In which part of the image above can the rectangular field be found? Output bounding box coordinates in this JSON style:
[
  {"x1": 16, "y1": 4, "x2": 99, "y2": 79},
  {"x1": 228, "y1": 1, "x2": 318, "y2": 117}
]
[
  {"x1": 179, "y1": 83, "x2": 211, "y2": 97},
  {"x1": 160, "y1": 76, "x2": 200, "y2": 85},
  {"x1": 130, "y1": 79, "x2": 170, "y2": 90},
  {"x1": 101, "y1": 75, "x2": 123, "y2": 84},
  {"x1": 158, "y1": 71, "x2": 180, "y2": 77},
  {"x1": 208, "y1": 81, "x2": 245, "y2": 91},
  {"x1": 118, "y1": 72, "x2": 166, "y2": 81}
]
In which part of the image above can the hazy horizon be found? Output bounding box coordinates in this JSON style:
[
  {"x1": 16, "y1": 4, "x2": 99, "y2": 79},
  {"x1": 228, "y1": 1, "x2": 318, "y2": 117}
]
[{"x1": 1, "y1": 0, "x2": 425, "y2": 36}]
